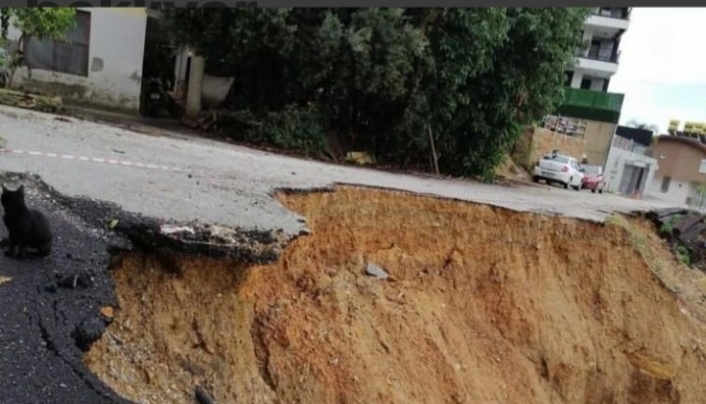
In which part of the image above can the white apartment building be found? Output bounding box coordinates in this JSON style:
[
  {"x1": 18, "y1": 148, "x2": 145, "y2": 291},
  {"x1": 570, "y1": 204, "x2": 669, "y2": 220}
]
[
  {"x1": 544, "y1": 8, "x2": 631, "y2": 168},
  {"x1": 565, "y1": 7, "x2": 631, "y2": 93}
]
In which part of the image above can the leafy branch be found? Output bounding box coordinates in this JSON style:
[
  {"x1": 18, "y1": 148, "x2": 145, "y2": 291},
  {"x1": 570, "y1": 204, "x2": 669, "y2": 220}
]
[{"x1": 0, "y1": 8, "x2": 76, "y2": 87}]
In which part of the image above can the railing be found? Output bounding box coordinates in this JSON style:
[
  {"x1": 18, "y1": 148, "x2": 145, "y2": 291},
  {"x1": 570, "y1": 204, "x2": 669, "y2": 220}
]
[
  {"x1": 562, "y1": 88, "x2": 624, "y2": 113},
  {"x1": 669, "y1": 131, "x2": 706, "y2": 145},
  {"x1": 687, "y1": 187, "x2": 706, "y2": 214},
  {"x1": 541, "y1": 115, "x2": 586, "y2": 138},
  {"x1": 584, "y1": 49, "x2": 620, "y2": 64},
  {"x1": 591, "y1": 7, "x2": 630, "y2": 20},
  {"x1": 611, "y1": 135, "x2": 654, "y2": 157}
]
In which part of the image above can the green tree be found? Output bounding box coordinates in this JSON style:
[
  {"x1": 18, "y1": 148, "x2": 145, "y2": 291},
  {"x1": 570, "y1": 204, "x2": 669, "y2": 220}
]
[
  {"x1": 162, "y1": 8, "x2": 590, "y2": 180},
  {"x1": 0, "y1": 8, "x2": 76, "y2": 87},
  {"x1": 438, "y1": 8, "x2": 591, "y2": 178}
]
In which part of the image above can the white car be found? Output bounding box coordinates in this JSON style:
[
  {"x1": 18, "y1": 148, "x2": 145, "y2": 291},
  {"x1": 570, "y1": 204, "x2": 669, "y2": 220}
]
[{"x1": 532, "y1": 153, "x2": 585, "y2": 190}]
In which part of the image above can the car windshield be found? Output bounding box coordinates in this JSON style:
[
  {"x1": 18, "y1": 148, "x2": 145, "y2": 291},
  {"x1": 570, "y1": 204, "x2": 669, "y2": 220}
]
[{"x1": 582, "y1": 165, "x2": 601, "y2": 175}]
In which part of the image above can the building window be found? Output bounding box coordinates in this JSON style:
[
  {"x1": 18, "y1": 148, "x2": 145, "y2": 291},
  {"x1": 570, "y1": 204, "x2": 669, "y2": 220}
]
[
  {"x1": 580, "y1": 78, "x2": 591, "y2": 89},
  {"x1": 25, "y1": 10, "x2": 90, "y2": 77},
  {"x1": 660, "y1": 176, "x2": 671, "y2": 193}
]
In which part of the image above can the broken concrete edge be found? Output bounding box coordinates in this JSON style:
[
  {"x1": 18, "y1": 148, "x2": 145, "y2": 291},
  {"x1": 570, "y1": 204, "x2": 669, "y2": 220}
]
[
  {"x1": 2, "y1": 172, "x2": 681, "y2": 265},
  {"x1": 281, "y1": 181, "x2": 663, "y2": 227},
  {"x1": 1, "y1": 171, "x2": 291, "y2": 264}
]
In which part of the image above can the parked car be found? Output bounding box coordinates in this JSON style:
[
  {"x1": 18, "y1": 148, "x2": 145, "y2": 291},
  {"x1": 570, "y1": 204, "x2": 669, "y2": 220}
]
[
  {"x1": 580, "y1": 164, "x2": 605, "y2": 193},
  {"x1": 532, "y1": 152, "x2": 584, "y2": 190}
]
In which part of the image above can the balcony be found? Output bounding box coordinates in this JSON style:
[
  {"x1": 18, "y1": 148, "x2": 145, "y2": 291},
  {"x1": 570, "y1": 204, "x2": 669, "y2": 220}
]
[
  {"x1": 573, "y1": 47, "x2": 620, "y2": 78},
  {"x1": 585, "y1": 8, "x2": 630, "y2": 36},
  {"x1": 556, "y1": 87, "x2": 624, "y2": 124},
  {"x1": 585, "y1": 48, "x2": 620, "y2": 64},
  {"x1": 592, "y1": 7, "x2": 630, "y2": 20}
]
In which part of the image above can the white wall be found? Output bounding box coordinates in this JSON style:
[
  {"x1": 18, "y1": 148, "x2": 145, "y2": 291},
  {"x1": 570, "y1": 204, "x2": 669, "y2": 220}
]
[
  {"x1": 585, "y1": 14, "x2": 630, "y2": 31},
  {"x1": 7, "y1": 8, "x2": 147, "y2": 112},
  {"x1": 649, "y1": 174, "x2": 690, "y2": 206},
  {"x1": 173, "y1": 47, "x2": 234, "y2": 106},
  {"x1": 569, "y1": 70, "x2": 607, "y2": 91},
  {"x1": 570, "y1": 71, "x2": 584, "y2": 88},
  {"x1": 604, "y1": 144, "x2": 658, "y2": 196}
]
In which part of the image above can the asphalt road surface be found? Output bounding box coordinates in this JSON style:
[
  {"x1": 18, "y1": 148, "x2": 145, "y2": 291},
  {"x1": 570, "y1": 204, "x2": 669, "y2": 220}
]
[
  {"x1": 0, "y1": 173, "x2": 132, "y2": 404},
  {"x1": 0, "y1": 104, "x2": 680, "y2": 403},
  {"x1": 0, "y1": 105, "x2": 676, "y2": 239}
]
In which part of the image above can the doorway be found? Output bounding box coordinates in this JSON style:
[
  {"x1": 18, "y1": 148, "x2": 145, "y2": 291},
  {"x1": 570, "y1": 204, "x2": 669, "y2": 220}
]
[
  {"x1": 618, "y1": 164, "x2": 646, "y2": 197},
  {"x1": 140, "y1": 15, "x2": 177, "y2": 118}
]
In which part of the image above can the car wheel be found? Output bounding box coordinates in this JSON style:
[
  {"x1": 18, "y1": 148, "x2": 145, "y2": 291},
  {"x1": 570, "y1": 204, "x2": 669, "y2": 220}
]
[
  {"x1": 591, "y1": 189, "x2": 596, "y2": 193},
  {"x1": 599, "y1": 189, "x2": 603, "y2": 194},
  {"x1": 532, "y1": 176, "x2": 539, "y2": 183}
]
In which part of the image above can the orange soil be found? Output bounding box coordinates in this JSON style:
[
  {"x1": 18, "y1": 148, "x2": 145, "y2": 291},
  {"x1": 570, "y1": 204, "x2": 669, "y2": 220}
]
[{"x1": 84, "y1": 185, "x2": 706, "y2": 404}]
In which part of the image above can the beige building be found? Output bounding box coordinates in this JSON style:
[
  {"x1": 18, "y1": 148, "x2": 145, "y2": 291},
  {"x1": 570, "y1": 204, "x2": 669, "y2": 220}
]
[{"x1": 648, "y1": 136, "x2": 706, "y2": 206}]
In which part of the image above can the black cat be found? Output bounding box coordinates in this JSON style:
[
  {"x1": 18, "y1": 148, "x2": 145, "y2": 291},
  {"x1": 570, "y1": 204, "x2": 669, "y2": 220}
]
[{"x1": 1, "y1": 184, "x2": 53, "y2": 258}]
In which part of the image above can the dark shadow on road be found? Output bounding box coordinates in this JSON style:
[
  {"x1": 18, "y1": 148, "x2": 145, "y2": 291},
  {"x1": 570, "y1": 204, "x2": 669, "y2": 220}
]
[{"x1": 0, "y1": 172, "x2": 134, "y2": 403}]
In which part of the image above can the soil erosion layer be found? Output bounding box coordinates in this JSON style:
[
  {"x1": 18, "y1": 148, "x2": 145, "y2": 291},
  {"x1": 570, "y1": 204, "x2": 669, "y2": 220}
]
[{"x1": 85, "y1": 185, "x2": 706, "y2": 404}]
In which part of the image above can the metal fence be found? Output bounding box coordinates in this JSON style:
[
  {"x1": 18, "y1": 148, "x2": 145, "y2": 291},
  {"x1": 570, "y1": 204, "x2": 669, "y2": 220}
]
[{"x1": 688, "y1": 186, "x2": 706, "y2": 214}]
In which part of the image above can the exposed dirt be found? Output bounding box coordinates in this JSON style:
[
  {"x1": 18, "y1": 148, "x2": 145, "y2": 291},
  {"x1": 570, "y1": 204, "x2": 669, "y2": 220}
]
[
  {"x1": 85, "y1": 185, "x2": 706, "y2": 404},
  {"x1": 495, "y1": 154, "x2": 531, "y2": 183}
]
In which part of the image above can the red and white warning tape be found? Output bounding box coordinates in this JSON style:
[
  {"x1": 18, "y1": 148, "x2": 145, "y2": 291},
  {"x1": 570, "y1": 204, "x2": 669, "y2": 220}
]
[{"x1": 0, "y1": 148, "x2": 183, "y2": 172}]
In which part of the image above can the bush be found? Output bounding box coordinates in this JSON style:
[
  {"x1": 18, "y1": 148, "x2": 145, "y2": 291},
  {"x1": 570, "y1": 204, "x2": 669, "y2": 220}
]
[
  {"x1": 164, "y1": 8, "x2": 591, "y2": 179},
  {"x1": 210, "y1": 105, "x2": 326, "y2": 157},
  {"x1": 257, "y1": 105, "x2": 326, "y2": 156}
]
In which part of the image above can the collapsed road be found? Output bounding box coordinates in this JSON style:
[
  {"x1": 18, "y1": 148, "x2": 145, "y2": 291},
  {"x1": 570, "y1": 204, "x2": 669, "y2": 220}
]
[
  {"x1": 0, "y1": 172, "x2": 287, "y2": 404},
  {"x1": 1, "y1": 105, "x2": 703, "y2": 403},
  {"x1": 0, "y1": 104, "x2": 676, "y2": 238}
]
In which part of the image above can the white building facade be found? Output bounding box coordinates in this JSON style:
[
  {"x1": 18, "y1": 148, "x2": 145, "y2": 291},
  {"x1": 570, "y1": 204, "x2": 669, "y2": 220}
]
[
  {"x1": 566, "y1": 7, "x2": 630, "y2": 92},
  {"x1": 5, "y1": 8, "x2": 148, "y2": 112},
  {"x1": 604, "y1": 134, "x2": 658, "y2": 198}
]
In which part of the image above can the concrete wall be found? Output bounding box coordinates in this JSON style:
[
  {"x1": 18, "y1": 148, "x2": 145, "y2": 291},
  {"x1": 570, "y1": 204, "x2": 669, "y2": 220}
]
[
  {"x1": 604, "y1": 144, "x2": 657, "y2": 197},
  {"x1": 512, "y1": 127, "x2": 587, "y2": 170},
  {"x1": 7, "y1": 8, "x2": 147, "y2": 112},
  {"x1": 583, "y1": 120, "x2": 617, "y2": 166},
  {"x1": 530, "y1": 128, "x2": 587, "y2": 163},
  {"x1": 649, "y1": 174, "x2": 690, "y2": 206},
  {"x1": 569, "y1": 71, "x2": 607, "y2": 91},
  {"x1": 173, "y1": 48, "x2": 234, "y2": 107}
]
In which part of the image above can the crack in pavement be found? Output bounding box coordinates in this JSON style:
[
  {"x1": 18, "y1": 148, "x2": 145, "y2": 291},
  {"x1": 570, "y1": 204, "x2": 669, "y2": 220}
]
[
  {"x1": 0, "y1": 171, "x2": 289, "y2": 403},
  {"x1": 0, "y1": 172, "x2": 135, "y2": 403}
]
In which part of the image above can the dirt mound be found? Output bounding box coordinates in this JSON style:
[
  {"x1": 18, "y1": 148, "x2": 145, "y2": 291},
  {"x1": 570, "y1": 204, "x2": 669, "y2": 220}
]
[
  {"x1": 85, "y1": 186, "x2": 706, "y2": 404},
  {"x1": 495, "y1": 154, "x2": 531, "y2": 183}
]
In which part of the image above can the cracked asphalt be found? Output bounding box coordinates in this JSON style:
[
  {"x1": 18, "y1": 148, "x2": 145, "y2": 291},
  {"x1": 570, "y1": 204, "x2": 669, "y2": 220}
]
[
  {"x1": 0, "y1": 104, "x2": 681, "y2": 403},
  {"x1": 0, "y1": 173, "x2": 132, "y2": 404},
  {"x1": 0, "y1": 105, "x2": 676, "y2": 239}
]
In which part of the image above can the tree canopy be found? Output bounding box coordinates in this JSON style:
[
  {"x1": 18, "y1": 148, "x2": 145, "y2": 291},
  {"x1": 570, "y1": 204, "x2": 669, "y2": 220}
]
[
  {"x1": 0, "y1": 8, "x2": 76, "y2": 42},
  {"x1": 0, "y1": 8, "x2": 76, "y2": 86},
  {"x1": 162, "y1": 7, "x2": 591, "y2": 180}
]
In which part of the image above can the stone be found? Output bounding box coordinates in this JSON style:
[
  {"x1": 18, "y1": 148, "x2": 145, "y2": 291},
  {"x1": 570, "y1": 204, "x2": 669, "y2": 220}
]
[{"x1": 365, "y1": 262, "x2": 389, "y2": 280}]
